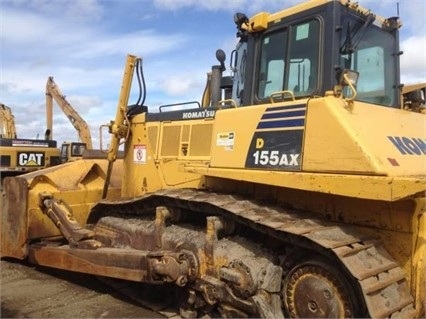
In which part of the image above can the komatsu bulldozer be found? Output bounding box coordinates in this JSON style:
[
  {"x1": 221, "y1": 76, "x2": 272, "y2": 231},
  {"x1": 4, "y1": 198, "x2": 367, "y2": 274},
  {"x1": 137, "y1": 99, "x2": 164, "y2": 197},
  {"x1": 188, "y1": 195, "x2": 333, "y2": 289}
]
[{"x1": 1, "y1": 1, "x2": 425, "y2": 318}]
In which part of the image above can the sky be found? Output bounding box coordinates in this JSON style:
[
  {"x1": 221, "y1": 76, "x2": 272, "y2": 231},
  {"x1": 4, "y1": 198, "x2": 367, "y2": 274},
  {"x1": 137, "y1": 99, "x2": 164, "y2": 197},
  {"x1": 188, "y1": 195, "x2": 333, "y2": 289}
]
[{"x1": 1, "y1": 0, "x2": 425, "y2": 148}]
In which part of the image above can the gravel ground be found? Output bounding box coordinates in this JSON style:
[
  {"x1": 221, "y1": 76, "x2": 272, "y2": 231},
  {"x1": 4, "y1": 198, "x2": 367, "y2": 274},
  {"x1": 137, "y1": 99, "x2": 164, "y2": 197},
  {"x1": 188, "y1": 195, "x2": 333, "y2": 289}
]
[{"x1": 1, "y1": 259, "x2": 165, "y2": 318}]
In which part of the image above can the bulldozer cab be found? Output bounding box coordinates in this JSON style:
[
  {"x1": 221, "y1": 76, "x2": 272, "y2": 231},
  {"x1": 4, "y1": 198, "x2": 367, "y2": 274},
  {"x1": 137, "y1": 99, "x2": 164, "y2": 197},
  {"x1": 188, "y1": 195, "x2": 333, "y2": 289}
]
[{"x1": 232, "y1": 1, "x2": 401, "y2": 108}]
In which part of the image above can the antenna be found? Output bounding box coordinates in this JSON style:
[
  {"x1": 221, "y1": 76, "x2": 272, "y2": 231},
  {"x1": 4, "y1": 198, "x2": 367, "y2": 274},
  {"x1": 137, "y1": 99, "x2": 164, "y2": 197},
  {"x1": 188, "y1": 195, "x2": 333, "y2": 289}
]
[{"x1": 397, "y1": 2, "x2": 400, "y2": 17}]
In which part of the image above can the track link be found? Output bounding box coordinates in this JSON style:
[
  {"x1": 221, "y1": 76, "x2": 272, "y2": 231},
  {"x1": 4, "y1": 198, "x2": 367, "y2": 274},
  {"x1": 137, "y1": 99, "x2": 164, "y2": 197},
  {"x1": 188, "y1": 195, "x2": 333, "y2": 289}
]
[{"x1": 91, "y1": 188, "x2": 416, "y2": 318}]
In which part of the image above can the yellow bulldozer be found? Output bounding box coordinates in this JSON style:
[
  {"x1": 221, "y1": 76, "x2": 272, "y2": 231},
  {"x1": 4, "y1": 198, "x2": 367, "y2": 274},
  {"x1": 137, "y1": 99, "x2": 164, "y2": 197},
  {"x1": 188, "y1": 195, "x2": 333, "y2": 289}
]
[{"x1": 1, "y1": 1, "x2": 425, "y2": 318}]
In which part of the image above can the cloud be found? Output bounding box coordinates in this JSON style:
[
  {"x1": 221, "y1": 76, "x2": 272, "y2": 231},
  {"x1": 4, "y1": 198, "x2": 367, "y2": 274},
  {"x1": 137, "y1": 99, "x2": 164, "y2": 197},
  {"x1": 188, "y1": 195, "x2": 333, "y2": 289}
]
[
  {"x1": 69, "y1": 30, "x2": 187, "y2": 60},
  {"x1": 2, "y1": 0, "x2": 425, "y2": 147},
  {"x1": 153, "y1": 0, "x2": 303, "y2": 14},
  {"x1": 1, "y1": 10, "x2": 50, "y2": 44},
  {"x1": 1, "y1": 3, "x2": 190, "y2": 116},
  {"x1": 149, "y1": 64, "x2": 208, "y2": 97},
  {"x1": 398, "y1": 0, "x2": 426, "y2": 35},
  {"x1": 160, "y1": 75, "x2": 198, "y2": 96},
  {"x1": 1, "y1": 8, "x2": 186, "y2": 60},
  {"x1": 2, "y1": 0, "x2": 104, "y2": 22},
  {"x1": 400, "y1": 35, "x2": 426, "y2": 83},
  {"x1": 153, "y1": 0, "x2": 245, "y2": 11}
]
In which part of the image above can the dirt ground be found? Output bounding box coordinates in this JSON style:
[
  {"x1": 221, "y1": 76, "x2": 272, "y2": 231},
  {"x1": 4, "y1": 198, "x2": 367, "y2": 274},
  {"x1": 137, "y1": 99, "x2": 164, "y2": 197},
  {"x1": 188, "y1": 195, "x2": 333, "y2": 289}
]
[{"x1": 1, "y1": 258, "x2": 168, "y2": 318}]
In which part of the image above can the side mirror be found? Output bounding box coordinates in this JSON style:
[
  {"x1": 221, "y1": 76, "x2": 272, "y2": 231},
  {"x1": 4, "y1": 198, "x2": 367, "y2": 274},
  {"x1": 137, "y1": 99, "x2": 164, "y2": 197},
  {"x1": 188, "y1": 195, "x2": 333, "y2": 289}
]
[
  {"x1": 337, "y1": 69, "x2": 359, "y2": 87},
  {"x1": 336, "y1": 69, "x2": 359, "y2": 101},
  {"x1": 216, "y1": 49, "x2": 226, "y2": 71}
]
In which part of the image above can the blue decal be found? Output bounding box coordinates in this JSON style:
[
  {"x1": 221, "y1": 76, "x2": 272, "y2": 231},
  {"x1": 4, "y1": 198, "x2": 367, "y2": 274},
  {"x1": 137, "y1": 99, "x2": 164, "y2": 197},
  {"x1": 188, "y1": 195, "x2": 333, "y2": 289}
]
[
  {"x1": 257, "y1": 104, "x2": 306, "y2": 130},
  {"x1": 388, "y1": 136, "x2": 426, "y2": 155},
  {"x1": 261, "y1": 110, "x2": 306, "y2": 119},
  {"x1": 265, "y1": 104, "x2": 305, "y2": 112},
  {"x1": 257, "y1": 118, "x2": 305, "y2": 129}
]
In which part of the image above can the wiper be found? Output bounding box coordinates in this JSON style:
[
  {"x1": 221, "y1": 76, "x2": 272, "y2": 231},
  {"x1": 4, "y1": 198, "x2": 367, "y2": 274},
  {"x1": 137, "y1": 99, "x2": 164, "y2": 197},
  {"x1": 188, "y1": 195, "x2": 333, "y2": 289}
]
[
  {"x1": 340, "y1": 21, "x2": 353, "y2": 55},
  {"x1": 340, "y1": 13, "x2": 376, "y2": 54}
]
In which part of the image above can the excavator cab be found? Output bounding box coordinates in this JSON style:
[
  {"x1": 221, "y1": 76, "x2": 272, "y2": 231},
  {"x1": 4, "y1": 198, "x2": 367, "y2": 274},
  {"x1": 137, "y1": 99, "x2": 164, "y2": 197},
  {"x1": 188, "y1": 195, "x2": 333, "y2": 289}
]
[{"x1": 60, "y1": 141, "x2": 87, "y2": 163}]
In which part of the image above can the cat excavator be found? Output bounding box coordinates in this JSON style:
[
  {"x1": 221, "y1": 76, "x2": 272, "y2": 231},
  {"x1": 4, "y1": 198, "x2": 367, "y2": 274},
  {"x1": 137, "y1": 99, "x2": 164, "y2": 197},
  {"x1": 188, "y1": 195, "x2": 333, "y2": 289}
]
[
  {"x1": 45, "y1": 76, "x2": 93, "y2": 162},
  {"x1": 2, "y1": 1, "x2": 425, "y2": 318},
  {"x1": 401, "y1": 82, "x2": 426, "y2": 113},
  {"x1": 0, "y1": 103, "x2": 60, "y2": 175}
]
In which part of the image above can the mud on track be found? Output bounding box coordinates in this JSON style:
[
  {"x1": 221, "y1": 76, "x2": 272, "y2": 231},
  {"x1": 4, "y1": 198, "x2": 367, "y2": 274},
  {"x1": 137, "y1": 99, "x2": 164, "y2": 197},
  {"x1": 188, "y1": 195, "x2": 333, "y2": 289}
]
[{"x1": 1, "y1": 259, "x2": 178, "y2": 318}]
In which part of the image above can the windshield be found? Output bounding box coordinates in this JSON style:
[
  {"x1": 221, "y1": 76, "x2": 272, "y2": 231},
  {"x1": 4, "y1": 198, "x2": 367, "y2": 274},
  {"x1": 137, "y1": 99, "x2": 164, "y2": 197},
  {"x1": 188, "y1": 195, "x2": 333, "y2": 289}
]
[
  {"x1": 257, "y1": 19, "x2": 320, "y2": 101},
  {"x1": 71, "y1": 143, "x2": 86, "y2": 156},
  {"x1": 340, "y1": 14, "x2": 398, "y2": 107}
]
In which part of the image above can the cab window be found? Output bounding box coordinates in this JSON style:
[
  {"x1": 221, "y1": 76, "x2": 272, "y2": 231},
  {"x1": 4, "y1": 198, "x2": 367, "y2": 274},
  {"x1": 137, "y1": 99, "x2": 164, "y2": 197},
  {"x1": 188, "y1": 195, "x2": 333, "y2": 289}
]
[
  {"x1": 340, "y1": 18, "x2": 397, "y2": 107},
  {"x1": 71, "y1": 144, "x2": 86, "y2": 156},
  {"x1": 257, "y1": 19, "x2": 320, "y2": 101}
]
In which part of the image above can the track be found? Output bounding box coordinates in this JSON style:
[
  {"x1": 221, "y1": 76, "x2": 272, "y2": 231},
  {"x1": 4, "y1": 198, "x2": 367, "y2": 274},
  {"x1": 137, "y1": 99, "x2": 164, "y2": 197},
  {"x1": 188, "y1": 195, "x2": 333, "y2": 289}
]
[{"x1": 90, "y1": 188, "x2": 417, "y2": 318}]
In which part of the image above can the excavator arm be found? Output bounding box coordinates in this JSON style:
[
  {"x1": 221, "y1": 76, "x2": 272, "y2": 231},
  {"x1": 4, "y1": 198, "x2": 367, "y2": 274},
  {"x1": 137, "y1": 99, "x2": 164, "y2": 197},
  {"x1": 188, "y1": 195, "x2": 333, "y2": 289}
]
[
  {"x1": 0, "y1": 103, "x2": 17, "y2": 138},
  {"x1": 45, "y1": 77, "x2": 93, "y2": 149}
]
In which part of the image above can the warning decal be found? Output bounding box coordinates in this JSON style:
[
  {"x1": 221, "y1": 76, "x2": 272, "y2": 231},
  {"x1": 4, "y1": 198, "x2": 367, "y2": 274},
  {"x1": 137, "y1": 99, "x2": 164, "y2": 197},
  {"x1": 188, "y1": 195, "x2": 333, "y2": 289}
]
[
  {"x1": 133, "y1": 144, "x2": 147, "y2": 164},
  {"x1": 216, "y1": 132, "x2": 235, "y2": 151}
]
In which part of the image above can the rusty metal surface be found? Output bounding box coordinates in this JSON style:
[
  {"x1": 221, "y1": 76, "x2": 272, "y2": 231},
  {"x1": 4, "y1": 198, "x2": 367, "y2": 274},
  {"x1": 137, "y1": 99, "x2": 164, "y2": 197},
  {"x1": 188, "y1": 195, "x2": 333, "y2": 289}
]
[
  {"x1": 1, "y1": 177, "x2": 29, "y2": 259},
  {"x1": 1, "y1": 159, "x2": 124, "y2": 259},
  {"x1": 23, "y1": 188, "x2": 419, "y2": 318},
  {"x1": 91, "y1": 188, "x2": 418, "y2": 318},
  {"x1": 284, "y1": 263, "x2": 354, "y2": 317}
]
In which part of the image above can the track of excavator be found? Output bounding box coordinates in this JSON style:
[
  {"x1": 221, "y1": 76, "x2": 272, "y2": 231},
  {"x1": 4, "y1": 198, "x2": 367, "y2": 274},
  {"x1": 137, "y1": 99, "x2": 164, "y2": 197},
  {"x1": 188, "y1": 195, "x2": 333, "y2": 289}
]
[{"x1": 82, "y1": 188, "x2": 416, "y2": 318}]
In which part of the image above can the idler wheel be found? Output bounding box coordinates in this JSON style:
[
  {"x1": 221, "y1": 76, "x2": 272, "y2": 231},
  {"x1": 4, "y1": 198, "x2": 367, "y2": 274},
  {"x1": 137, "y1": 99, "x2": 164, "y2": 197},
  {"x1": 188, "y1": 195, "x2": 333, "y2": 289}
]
[{"x1": 283, "y1": 260, "x2": 357, "y2": 318}]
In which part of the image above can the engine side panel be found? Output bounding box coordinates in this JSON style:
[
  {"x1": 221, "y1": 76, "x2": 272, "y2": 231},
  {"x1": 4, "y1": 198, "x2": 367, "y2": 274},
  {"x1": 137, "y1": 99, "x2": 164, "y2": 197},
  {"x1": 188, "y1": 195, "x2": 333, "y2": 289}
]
[
  {"x1": 210, "y1": 101, "x2": 307, "y2": 170},
  {"x1": 304, "y1": 97, "x2": 426, "y2": 176}
]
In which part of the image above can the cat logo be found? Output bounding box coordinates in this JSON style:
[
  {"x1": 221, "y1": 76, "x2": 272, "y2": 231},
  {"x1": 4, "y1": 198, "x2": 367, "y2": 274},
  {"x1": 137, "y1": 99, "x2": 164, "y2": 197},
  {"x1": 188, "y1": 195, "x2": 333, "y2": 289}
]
[{"x1": 17, "y1": 152, "x2": 45, "y2": 167}]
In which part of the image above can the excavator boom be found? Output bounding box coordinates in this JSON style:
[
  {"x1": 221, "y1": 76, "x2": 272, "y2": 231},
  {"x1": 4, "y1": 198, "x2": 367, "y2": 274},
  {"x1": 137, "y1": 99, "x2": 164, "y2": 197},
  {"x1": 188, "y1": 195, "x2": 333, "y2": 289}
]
[
  {"x1": 0, "y1": 103, "x2": 17, "y2": 139},
  {"x1": 45, "y1": 77, "x2": 93, "y2": 149}
]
